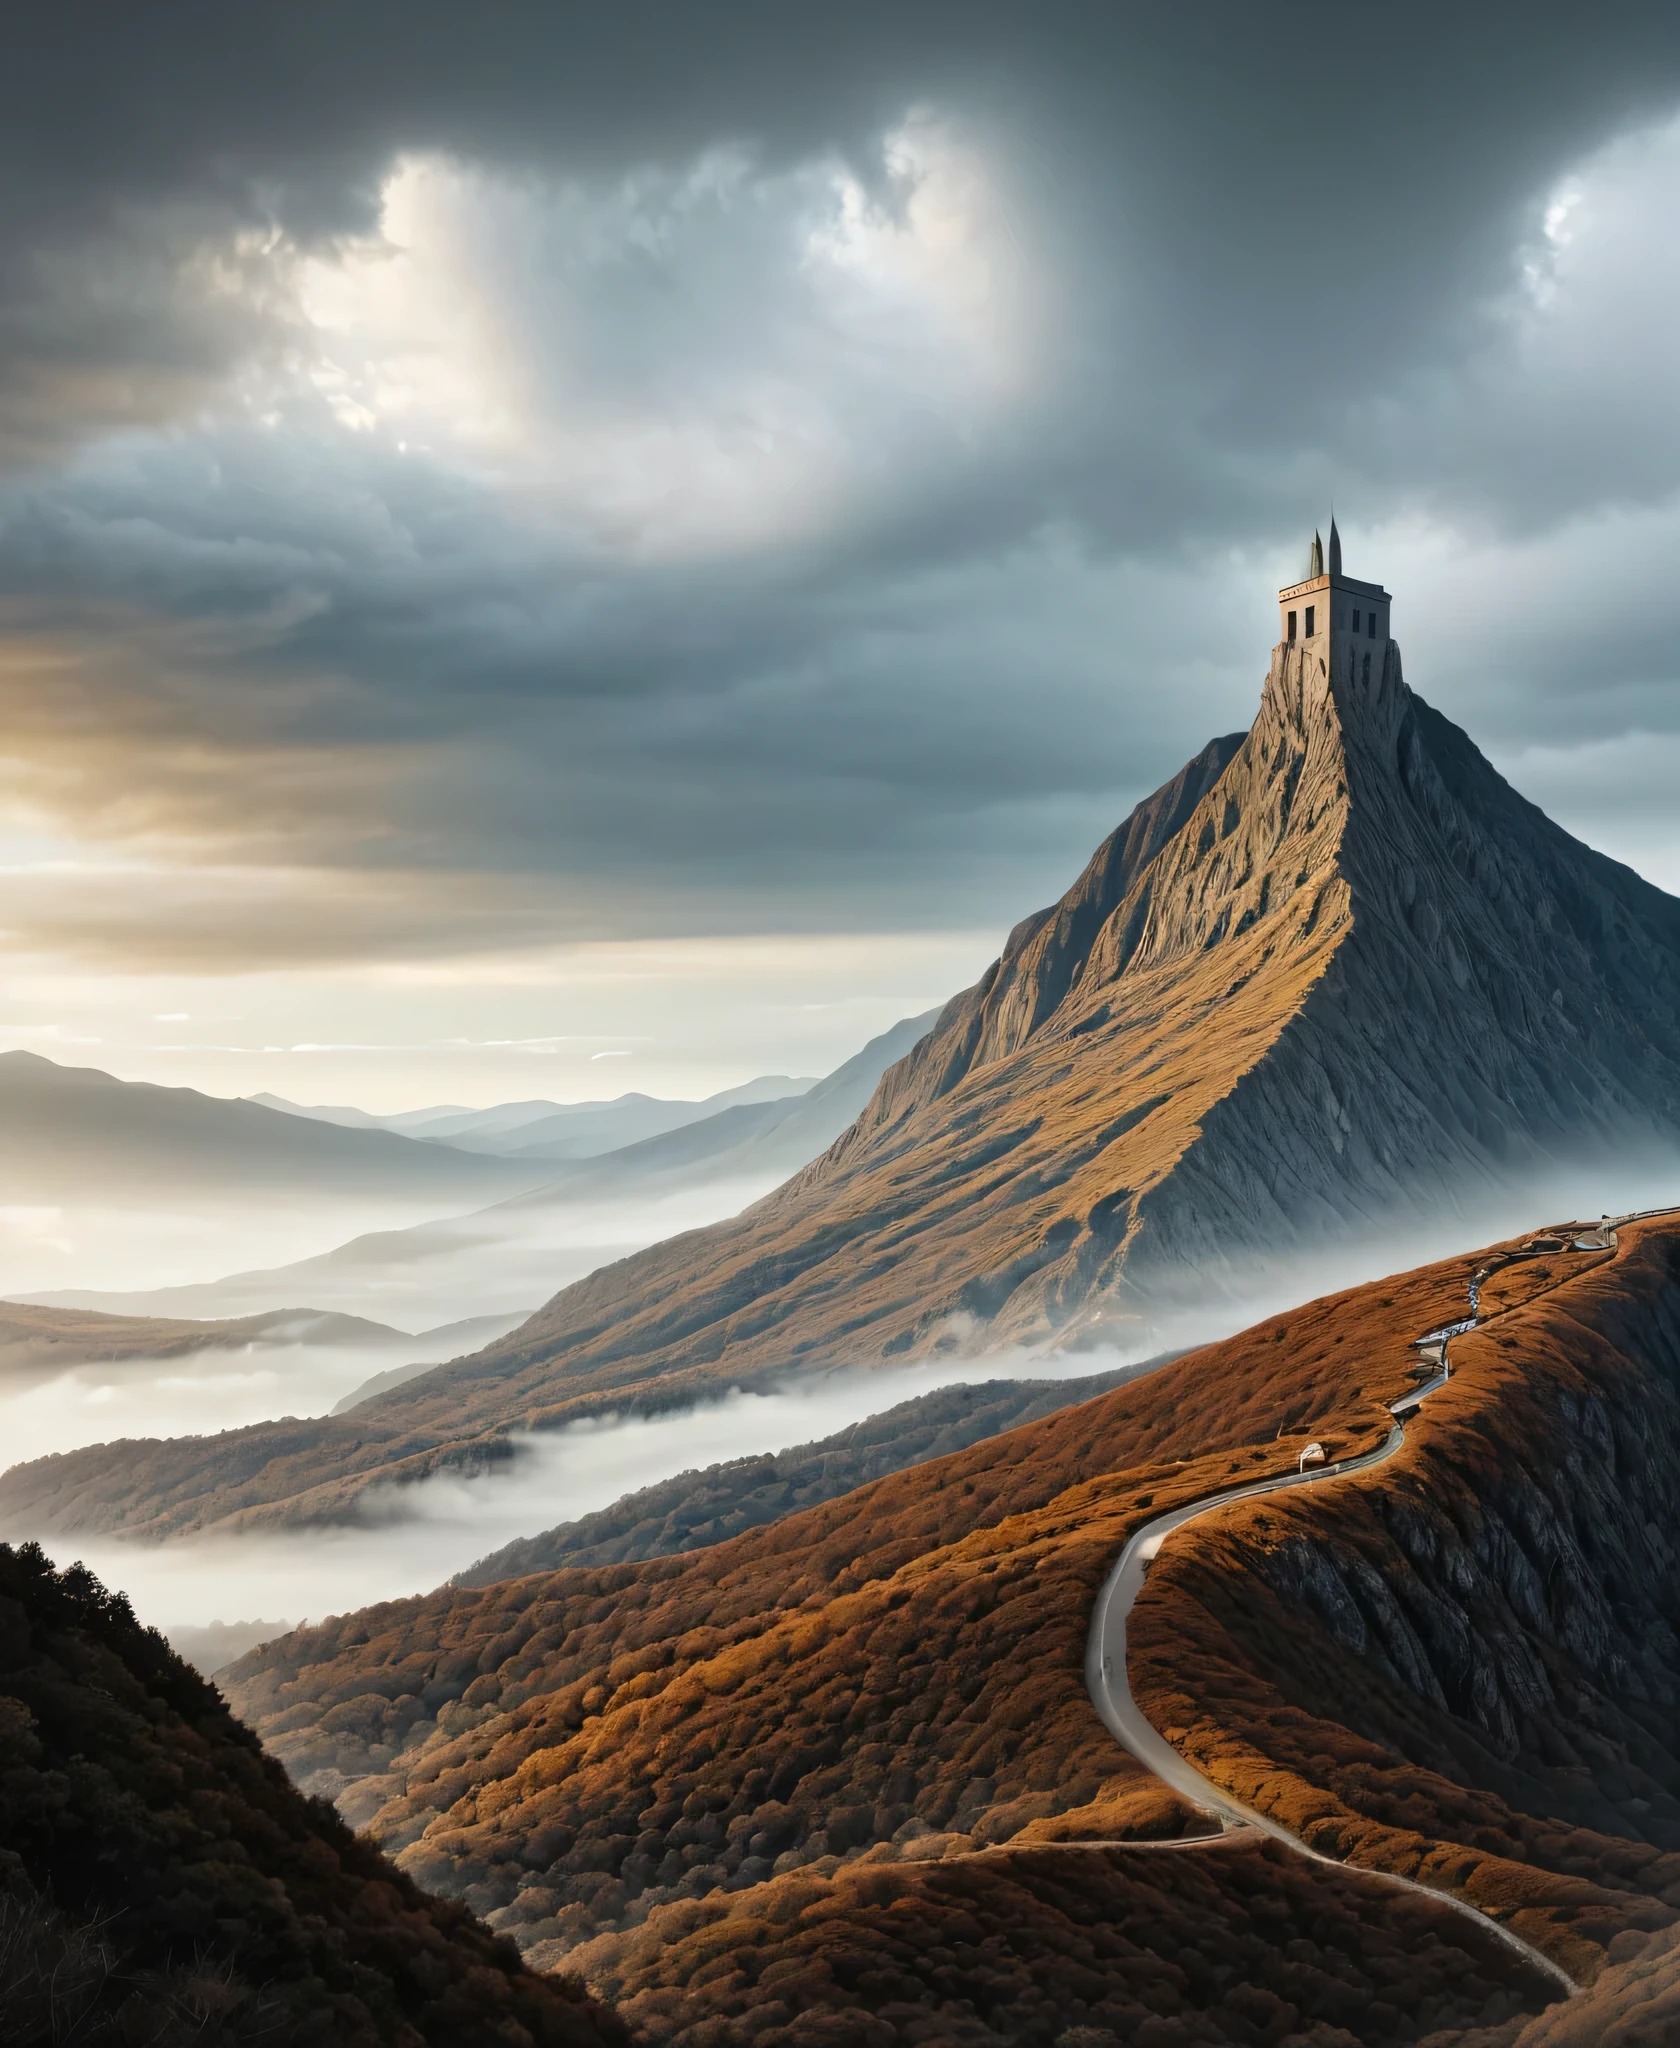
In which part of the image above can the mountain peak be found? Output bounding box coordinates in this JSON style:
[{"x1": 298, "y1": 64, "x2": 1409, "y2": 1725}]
[{"x1": 19, "y1": 555, "x2": 1680, "y2": 1538}]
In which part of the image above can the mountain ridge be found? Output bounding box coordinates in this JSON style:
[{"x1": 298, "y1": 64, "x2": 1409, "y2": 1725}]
[
  {"x1": 0, "y1": 1049, "x2": 549, "y2": 1202},
  {"x1": 251, "y1": 1073, "x2": 819, "y2": 1158}
]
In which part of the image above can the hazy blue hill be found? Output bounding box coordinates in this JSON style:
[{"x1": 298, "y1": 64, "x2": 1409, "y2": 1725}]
[
  {"x1": 0, "y1": 1051, "x2": 547, "y2": 1202},
  {"x1": 252, "y1": 1073, "x2": 820, "y2": 1159}
]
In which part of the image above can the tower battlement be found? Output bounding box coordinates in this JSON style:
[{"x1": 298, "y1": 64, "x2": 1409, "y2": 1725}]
[{"x1": 1277, "y1": 519, "x2": 1391, "y2": 692}]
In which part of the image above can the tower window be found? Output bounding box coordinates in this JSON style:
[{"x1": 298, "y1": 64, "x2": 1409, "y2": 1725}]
[
  {"x1": 1368, "y1": 613, "x2": 1377, "y2": 639},
  {"x1": 1287, "y1": 610, "x2": 1297, "y2": 642},
  {"x1": 1305, "y1": 605, "x2": 1315, "y2": 637},
  {"x1": 1352, "y1": 609, "x2": 1361, "y2": 633}
]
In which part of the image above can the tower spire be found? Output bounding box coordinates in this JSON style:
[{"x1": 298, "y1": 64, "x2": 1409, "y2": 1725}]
[
  {"x1": 1308, "y1": 530, "x2": 1324, "y2": 579},
  {"x1": 1328, "y1": 516, "x2": 1342, "y2": 576}
]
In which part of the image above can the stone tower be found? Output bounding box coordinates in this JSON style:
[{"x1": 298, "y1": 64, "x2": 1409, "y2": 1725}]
[{"x1": 1277, "y1": 518, "x2": 1392, "y2": 694}]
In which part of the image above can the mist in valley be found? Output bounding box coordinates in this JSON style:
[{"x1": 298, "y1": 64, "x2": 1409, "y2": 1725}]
[
  {"x1": 2, "y1": 1106, "x2": 1674, "y2": 1658},
  {"x1": 0, "y1": 1326, "x2": 502, "y2": 1469},
  {"x1": 1112, "y1": 1144, "x2": 1680, "y2": 1352},
  {"x1": 0, "y1": 1169, "x2": 810, "y2": 1463},
  {"x1": 54, "y1": 1357, "x2": 1138, "y2": 1645},
  {"x1": 22, "y1": 1172, "x2": 788, "y2": 1327},
  {"x1": 0, "y1": 1188, "x2": 488, "y2": 1304}
]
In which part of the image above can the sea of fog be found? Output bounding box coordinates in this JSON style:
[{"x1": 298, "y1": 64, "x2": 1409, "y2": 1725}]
[
  {"x1": 5, "y1": 1149, "x2": 1678, "y2": 1649},
  {"x1": 58, "y1": 1360, "x2": 1139, "y2": 1640},
  {"x1": 5, "y1": 1174, "x2": 787, "y2": 1327}
]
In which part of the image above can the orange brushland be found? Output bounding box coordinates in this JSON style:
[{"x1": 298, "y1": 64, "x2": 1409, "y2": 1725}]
[
  {"x1": 15, "y1": 603, "x2": 1680, "y2": 1540},
  {"x1": 220, "y1": 1218, "x2": 1680, "y2": 2044}
]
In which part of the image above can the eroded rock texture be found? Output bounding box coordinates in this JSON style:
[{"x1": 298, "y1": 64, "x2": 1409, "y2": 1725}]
[{"x1": 12, "y1": 627, "x2": 1680, "y2": 1540}]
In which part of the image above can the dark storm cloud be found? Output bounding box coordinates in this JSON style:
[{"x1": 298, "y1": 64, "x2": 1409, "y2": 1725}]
[{"x1": 5, "y1": 1, "x2": 1680, "y2": 963}]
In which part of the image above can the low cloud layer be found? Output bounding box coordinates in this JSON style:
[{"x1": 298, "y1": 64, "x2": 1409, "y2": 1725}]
[
  {"x1": 36, "y1": 1139, "x2": 1680, "y2": 1637},
  {"x1": 45, "y1": 1360, "x2": 1128, "y2": 1632}
]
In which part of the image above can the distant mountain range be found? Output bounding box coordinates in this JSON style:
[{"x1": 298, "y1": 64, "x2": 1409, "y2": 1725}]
[
  {"x1": 0, "y1": 1049, "x2": 549, "y2": 1203},
  {"x1": 250, "y1": 1072, "x2": 819, "y2": 1160},
  {"x1": 0, "y1": 1052, "x2": 834, "y2": 1226},
  {"x1": 22, "y1": 1010, "x2": 937, "y2": 1332}
]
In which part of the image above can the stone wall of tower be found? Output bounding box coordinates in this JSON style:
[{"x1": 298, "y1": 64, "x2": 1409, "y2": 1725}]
[
  {"x1": 1325, "y1": 580, "x2": 1391, "y2": 703},
  {"x1": 1277, "y1": 573, "x2": 1391, "y2": 674},
  {"x1": 1277, "y1": 572, "x2": 1331, "y2": 650}
]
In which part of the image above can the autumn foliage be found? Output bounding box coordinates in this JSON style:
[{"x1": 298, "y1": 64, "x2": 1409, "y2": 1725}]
[{"x1": 210, "y1": 1222, "x2": 1680, "y2": 2039}]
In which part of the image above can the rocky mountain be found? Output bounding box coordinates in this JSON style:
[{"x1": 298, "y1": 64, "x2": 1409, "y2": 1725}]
[
  {"x1": 12, "y1": 597, "x2": 1680, "y2": 1541},
  {"x1": 489, "y1": 620, "x2": 1680, "y2": 1383},
  {"x1": 0, "y1": 1539, "x2": 623, "y2": 2046},
  {"x1": 216, "y1": 1211, "x2": 1680, "y2": 2045}
]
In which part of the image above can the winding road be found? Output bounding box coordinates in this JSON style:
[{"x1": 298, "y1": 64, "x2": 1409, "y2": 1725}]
[{"x1": 1076, "y1": 1212, "x2": 1658, "y2": 2001}]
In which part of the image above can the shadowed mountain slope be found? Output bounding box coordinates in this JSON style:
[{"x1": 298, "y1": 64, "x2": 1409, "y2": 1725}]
[
  {"x1": 0, "y1": 1541, "x2": 624, "y2": 2046},
  {"x1": 13, "y1": 630, "x2": 1680, "y2": 1538},
  {"x1": 217, "y1": 1215, "x2": 1680, "y2": 2044}
]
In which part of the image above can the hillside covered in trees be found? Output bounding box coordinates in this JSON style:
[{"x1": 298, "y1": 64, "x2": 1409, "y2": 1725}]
[
  {"x1": 0, "y1": 1539, "x2": 624, "y2": 2046},
  {"x1": 221, "y1": 1216, "x2": 1680, "y2": 2043}
]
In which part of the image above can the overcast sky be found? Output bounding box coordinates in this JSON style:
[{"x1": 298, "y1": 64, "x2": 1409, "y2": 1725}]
[{"x1": 4, "y1": 1, "x2": 1680, "y2": 1109}]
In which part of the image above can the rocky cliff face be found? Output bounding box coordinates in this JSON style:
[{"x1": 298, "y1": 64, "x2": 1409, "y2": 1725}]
[
  {"x1": 11, "y1": 630, "x2": 1680, "y2": 1540},
  {"x1": 449, "y1": 631, "x2": 1680, "y2": 1377}
]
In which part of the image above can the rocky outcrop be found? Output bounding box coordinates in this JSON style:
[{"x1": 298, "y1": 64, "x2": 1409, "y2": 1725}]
[{"x1": 1127, "y1": 1218, "x2": 1680, "y2": 1981}]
